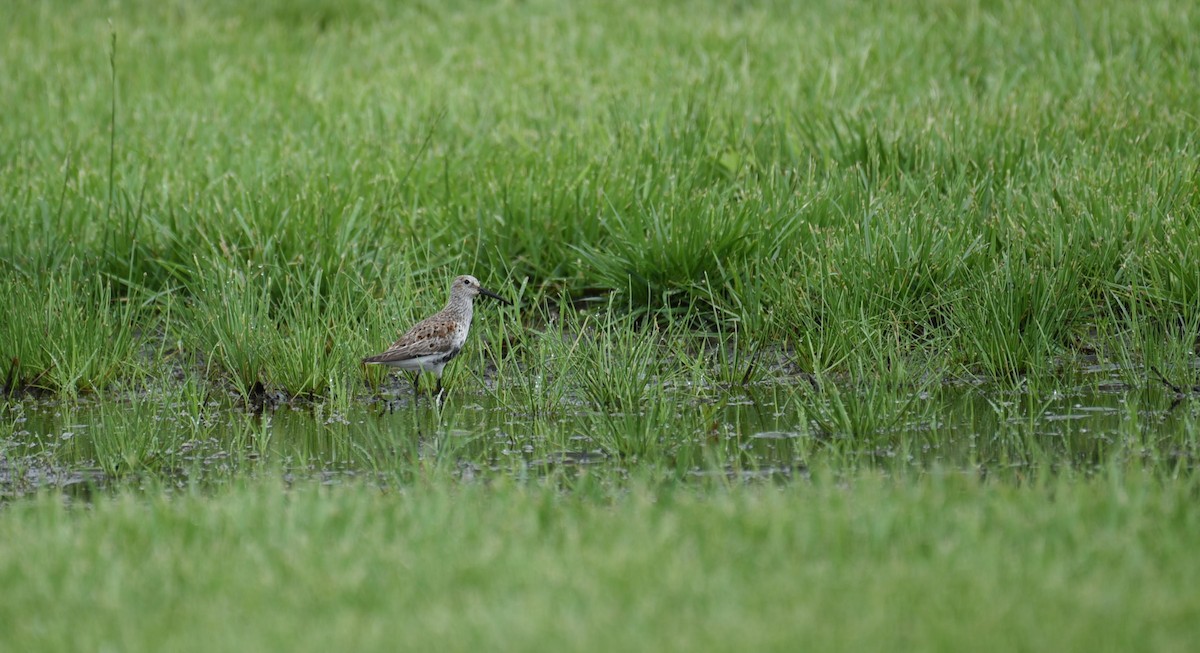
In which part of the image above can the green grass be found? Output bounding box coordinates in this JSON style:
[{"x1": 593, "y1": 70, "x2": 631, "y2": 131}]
[
  {"x1": 1, "y1": 1, "x2": 1199, "y2": 648},
  {"x1": 1, "y1": 0, "x2": 1198, "y2": 395},
  {"x1": 1, "y1": 473, "x2": 1198, "y2": 653},
  {"x1": 0, "y1": 266, "x2": 143, "y2": 395}
]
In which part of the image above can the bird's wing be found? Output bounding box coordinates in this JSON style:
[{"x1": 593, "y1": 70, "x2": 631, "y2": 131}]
[{"x1": 362, "y1": 317, "x2": 459, "y2": 364}]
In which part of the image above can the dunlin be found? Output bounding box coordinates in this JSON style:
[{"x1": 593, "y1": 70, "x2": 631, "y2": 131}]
[{"x1": 363, "y1": 275, "x2": 511, "y2": 397}]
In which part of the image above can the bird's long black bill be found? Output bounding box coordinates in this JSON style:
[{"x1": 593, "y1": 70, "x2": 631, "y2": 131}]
[{"x1": 478, "y1": 287, "x2": 513, "y2": 306}]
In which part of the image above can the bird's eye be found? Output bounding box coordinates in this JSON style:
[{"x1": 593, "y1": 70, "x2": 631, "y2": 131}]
[{"x1": 462, "y1": 279, "x2": 471, "y2": 285}]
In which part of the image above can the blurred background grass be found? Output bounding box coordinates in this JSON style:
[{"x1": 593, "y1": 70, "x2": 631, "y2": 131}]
[{"x1": 1, "y1": 0, "x2": 1198, "y2": 394}]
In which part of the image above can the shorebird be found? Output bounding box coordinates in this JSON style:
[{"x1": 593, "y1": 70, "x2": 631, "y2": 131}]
[{"x1": 362, "y1": 275, "x2": 511, "y2": 397}]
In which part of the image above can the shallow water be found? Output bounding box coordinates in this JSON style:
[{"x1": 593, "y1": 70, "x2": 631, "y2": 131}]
[{"x1": 2, "y1": 379, "x2": 1197, "y2": 497}]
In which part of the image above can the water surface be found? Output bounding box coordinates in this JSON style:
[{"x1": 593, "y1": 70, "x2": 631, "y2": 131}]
[{"x1": 3, "y1": 379, "x2": 1196, "y2": 497}]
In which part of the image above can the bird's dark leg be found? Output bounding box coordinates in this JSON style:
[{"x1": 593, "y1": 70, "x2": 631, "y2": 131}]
[
  {"x1": 434, "y1": 375, "x2": 444, "y2": 398},
  {"x1": 374, "y1": 374, "x2": 388, "y2": 415},
  {"x1": 410, "y1": 371, "x2": 421, "y2": 398}
]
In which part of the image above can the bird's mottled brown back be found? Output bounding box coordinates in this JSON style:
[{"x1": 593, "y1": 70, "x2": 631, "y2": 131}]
[{"x1": 362, "y1": 316, "x2": 459, "y2": 363}]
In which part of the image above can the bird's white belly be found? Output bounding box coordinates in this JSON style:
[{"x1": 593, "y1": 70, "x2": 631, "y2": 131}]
[{"x1": 380, "y1": 353, "x2": 451, "y2": 374}]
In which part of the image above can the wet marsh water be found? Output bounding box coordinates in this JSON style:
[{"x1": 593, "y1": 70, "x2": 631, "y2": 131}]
[{"x1": 4, "y1": 375, "x2": 1197, "y2": 498}]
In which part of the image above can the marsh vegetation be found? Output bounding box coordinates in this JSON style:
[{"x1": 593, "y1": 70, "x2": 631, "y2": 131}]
[{"x1": 2, "y1": 0, "x2": 1199, "y2": 650}]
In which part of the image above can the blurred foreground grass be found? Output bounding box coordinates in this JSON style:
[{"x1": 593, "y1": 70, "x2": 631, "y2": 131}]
[{"x1": 1, "y1": 472, "x2": 1198, "y2": 652}]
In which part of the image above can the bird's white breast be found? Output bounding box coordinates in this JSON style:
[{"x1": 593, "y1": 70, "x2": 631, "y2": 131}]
[{"x1": 450, "y1": 307, "x2": 472, "y2": 349}]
